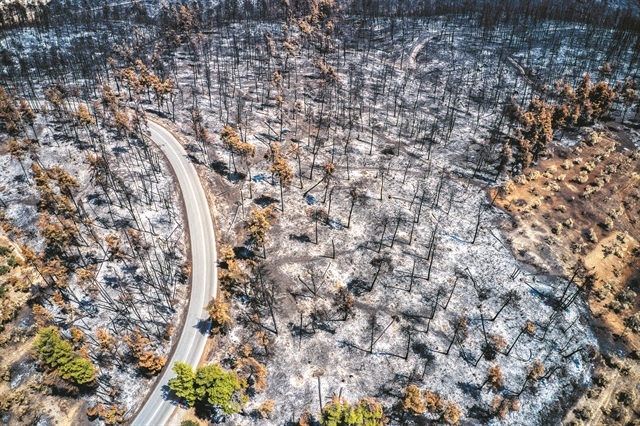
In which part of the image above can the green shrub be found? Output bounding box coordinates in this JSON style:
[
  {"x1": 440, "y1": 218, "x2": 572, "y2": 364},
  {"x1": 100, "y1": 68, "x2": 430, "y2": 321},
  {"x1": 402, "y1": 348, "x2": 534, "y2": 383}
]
[
  {"x1": 320, "y1": 396, "x2": 386, "y2": 426},
  {"x1": 59, "y1": 356, "x2": 95, "y2": 385},
  {"x1": 35, "y1": 327, "x2": 95, "y2": 385}
]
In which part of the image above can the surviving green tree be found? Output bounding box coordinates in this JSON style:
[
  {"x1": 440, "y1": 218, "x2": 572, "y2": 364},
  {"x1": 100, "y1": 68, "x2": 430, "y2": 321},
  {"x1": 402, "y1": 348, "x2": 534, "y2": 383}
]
[
  {"x1": 35, "y1": 326, "x2": 96, "y2": 385},
  {"x1": 169, "y1": 362, "x2": 248, "y2": 415}
]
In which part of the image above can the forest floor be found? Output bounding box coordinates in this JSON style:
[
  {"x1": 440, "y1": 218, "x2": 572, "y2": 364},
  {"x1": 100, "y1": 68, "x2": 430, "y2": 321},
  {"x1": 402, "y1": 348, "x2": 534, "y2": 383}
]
[
  {"x1": 0, "y1": 227, "x2": 90, "y2": 425},
  {"x1": 0, "y1": 102, "x2": 189, "y2": 425},
  {"x1": 148, "y1": 17, "x2": 640, "y2": 426},
  {"x1": 491, "y1": 128, "x2": 640, "y2": 425},
  {"x1": 2, "y1": 9, "x2": 640, "y2": 426}
]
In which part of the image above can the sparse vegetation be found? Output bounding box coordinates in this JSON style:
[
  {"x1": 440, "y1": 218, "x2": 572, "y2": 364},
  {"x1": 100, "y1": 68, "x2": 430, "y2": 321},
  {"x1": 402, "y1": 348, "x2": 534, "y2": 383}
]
[{"x1": 1, "y1": 0, "x2": 640, "y2": 425}]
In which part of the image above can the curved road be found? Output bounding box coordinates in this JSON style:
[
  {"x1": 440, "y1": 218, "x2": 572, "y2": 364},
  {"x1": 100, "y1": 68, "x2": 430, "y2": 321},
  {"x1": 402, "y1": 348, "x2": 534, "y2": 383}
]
[{"x1": 132, "y1": 121, "x2": 218, "y2": 426}]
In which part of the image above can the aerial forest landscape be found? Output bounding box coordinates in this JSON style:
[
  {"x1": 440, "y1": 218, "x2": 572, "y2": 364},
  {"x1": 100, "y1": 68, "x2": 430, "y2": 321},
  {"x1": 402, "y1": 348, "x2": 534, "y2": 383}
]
[{"x1": 0, "y1": 0, "x2": 640, "y2": 425}]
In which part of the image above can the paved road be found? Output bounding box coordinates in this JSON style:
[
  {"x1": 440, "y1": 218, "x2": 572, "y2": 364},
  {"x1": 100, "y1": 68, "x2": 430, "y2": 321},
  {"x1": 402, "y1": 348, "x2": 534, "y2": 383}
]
[{"x1": 131, "y1": 120, "x2": 218, "y2": 426}]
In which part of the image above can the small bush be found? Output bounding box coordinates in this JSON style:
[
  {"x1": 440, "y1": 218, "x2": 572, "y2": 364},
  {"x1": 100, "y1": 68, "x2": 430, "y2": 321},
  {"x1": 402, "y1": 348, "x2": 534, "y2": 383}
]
[
  {"x1": 546, "y1": 181, "x2": 560, "y2": 192},
  {"x1": 442, "y1": 402, "x2": 462, "y2": 425},
  {"x1": 608, "y1": 300, "x2": 624, "y2": 313},
  {"x1": 617, "y1": 389, "x2": 635, "y2": 406},
  {"x1": 603, "y1": 216, "x2": 614, "y2": 231},
  {"x1": 585, "y1": 131, "x2": 602, "y2": 146},
  {"x1": 552, "y1": 223, "x2": 563, "y2": 235},
  {"x1": 556, "y1": 173, "x2": 566, "y2": 181},
  {"x1": 587, "y1": 387, "x2": 602, "y2": 399},
  {"x1": 256, "y1": 399, "x2": 275, "y2": 419},
  {"x1": 607, "y1": 405, "x2": 627, "y2": 421},
  {"x1": 608, "y1": 207, "x2": 624, "y2": 219},
  {"x1": 169, "y1": 362, "x2": 246, "y2": 414},
  {"x1": 593, "y1": 376, "x2": 610, "y2": 388},
  {"x1": 583, "y1": 186, "x2": 598, "y2": 197},
  {"x1": 502, "y1": 180, "x2": 516, "y2": 194},
  {"x1": 515, "y1": 175, "x2": 528, "y2": 185},
  {"x1": 0, "y1": 246, "x2": 9, "y2": 256},
  {"x1": 424, "y1": 390, "x2": 444, "y2": 413},
  {"x1": 575, "y1": 406, "x2": 594, "y2": 420},
  {"x1": 617, "y1": 289, "x2": 636, "y2": 305},
  {"x1": 573, "y1": 171, "x2": 589, "y2": 184},
  {"x1": 528, "y1": 171, "x2": 541, "y2": 181},
  {"x1": 625, "y1": 313, "x2": 640, "y2": 333},
  {"x1": 402, "y1": 385, "x2": 426, "y2": 415}
]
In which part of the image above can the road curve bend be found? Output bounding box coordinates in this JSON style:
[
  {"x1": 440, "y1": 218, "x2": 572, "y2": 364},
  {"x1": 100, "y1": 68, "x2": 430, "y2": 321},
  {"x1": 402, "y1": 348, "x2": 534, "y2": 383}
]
[{"x1": 132, "y1": 121, "x2": 218, "y2": 426}]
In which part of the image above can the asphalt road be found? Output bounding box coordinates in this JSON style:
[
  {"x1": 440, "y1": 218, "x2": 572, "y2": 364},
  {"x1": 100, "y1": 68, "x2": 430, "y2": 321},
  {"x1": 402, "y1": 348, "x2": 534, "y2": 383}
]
[{"x1": 131, "y1": 120, "x2": 218, "y2": 426}]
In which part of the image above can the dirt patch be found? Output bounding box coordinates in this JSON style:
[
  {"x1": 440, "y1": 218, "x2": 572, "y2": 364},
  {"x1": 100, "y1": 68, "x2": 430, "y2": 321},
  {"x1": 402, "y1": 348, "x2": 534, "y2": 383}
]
[{"x1": 491, "y1": 131, "x2": 640, "y2": 425}]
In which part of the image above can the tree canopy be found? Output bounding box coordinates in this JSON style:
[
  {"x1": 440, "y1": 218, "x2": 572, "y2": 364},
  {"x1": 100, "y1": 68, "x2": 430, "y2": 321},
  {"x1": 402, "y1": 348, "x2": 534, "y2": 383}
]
[
  {"x1": 320, "y1": 396, "x2": 386, "y2": 426},
  {"x1": 35, "y1": 326, "x2": 96, "y2": 385},
  {"x1": 169, "y1": 362, "x2": 247, "y2": 415}
]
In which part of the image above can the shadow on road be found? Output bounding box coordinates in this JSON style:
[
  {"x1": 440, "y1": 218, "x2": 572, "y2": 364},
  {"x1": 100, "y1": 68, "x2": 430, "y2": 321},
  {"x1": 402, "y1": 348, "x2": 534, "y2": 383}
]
[{"x1": 194, "y1": 318, "x2": 212, "y2": 336}]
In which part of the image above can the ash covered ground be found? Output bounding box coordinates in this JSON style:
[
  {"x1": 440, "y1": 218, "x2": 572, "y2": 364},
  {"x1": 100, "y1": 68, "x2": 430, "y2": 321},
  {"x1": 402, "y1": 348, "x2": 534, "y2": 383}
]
[{"x1": 2, "y1": 2, "x2": 640, "y2": 424}]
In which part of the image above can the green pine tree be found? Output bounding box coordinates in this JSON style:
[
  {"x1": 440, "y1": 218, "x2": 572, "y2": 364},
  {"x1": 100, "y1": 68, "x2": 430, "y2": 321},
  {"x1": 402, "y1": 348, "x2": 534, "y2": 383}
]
[
  {"x1": 169, "y1": 362, "x2": 246, "y2": 415},
  {"x1": 169, "y1": 362, "x2": 197, "y2": 406},
  {"x1": 59, "y1": 357, "x2": 95, "y2": 384},
  {"x1": 194, "y1": 363, "x2": 244, "y2": 415},
  {"x1": 35, "y1": 327, "x2": 96, "y2": 385}
]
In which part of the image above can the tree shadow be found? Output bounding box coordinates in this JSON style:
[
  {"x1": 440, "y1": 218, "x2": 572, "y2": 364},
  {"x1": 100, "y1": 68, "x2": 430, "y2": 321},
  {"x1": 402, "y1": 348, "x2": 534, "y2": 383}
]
[
  {"x1": 112, "y1": 146, "x2": 129, "y2": 155},
  {"x1": 328, "y1": 219, "x2": 344, "y2": 230},
  {"x1": 467, "y1": 404, "x2": 493, "y2": 421},
  {"x1": 347, "y1": 278, "x2": 368, "y2": 297},
  {"x1": 337, "y1": 340, "x2": 370, "y2": 354},
  {"x1": 194, "y1": 318, "x2": 211, "y2": 336},
  {"x1": 253, "y1": 195, "x2": 278, "y2": 208},
  {"x1": 228, "y1": 171, "x2": 247, "y2": 182},
  {"x1": 112, "y1": 218, "x2": 133, "y2": 229},
  {"x1": 183, "y1": 143, "x2": 202, "y2": 153},
  {"x1": 210, "y1": 160, "x2": 229, "y2": 176},
  {"x1": 160, "y1": 384, "x2": 182, "y2": 407},
  {"x1": 259, "y1": 132, "x2": 280, "y2": 142},
  {"x1": 411, "y1": 342, "x2": 434, "y2": 362},
  {"x1": 233, "y1": 246, "x2": 254, "y2": 260},
  {"x1": 103, "y1": 275, "x2": 120, "y2": 288},
  {"x1": 194, "y1": 403, "x2": 228, "y2": 423},
  {"x1": 317, "y1": 322, "x2": 336, "y2": 334},
  {"x1": 87, "y1": 193, "x2": 106, "y2": 206},
  {"x1": 289, "y1": 234, "x2": 311, "y2": 243},
  {"x1": 186, "y1": 153, "x2": 201, "y2": 164},
  {"x1": 456, "y1": 381, "x2": 481, "y2": 399}
]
